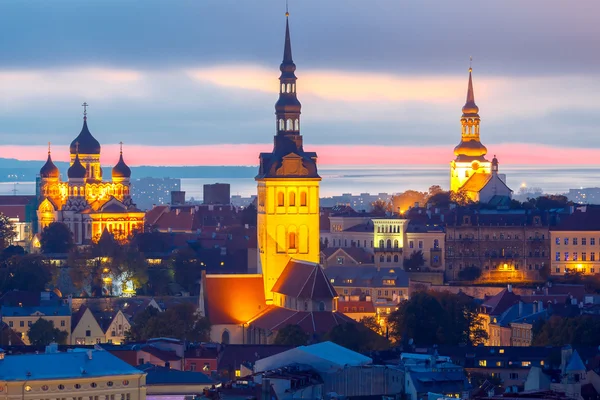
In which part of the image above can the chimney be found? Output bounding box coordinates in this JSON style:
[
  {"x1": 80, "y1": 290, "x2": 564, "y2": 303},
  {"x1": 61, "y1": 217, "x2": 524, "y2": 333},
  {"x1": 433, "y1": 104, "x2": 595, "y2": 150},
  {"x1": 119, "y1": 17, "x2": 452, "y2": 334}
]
[
  {"x1": 518, "y1": 301, "x2": 523, "y2": 317},
  {"x1": 165, "y1": 361, "x2": 170, "y2": 369},
  {"x1": 176, "y1": 209, "x2": 180, "y2": 216}
]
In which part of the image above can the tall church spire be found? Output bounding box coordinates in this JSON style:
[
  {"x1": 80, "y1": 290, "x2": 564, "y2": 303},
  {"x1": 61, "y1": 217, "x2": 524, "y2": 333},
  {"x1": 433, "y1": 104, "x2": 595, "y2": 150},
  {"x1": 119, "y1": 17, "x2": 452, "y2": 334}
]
[
  {"x1": 462, "y1": 66, "x2": 479, "y2": 117},
  {"x1": 275, "y1": 11, "x2": 301, "y2": 139},
  {"x1": 453, "y1": 64, "x2": 486, "y2": 159}
]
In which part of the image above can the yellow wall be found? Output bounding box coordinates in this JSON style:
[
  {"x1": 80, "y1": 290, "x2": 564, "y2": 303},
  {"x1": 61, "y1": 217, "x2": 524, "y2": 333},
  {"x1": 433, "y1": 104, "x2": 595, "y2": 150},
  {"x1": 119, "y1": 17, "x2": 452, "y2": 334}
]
[
  {"x1": 550, "y1": 230, "x2": 600, "y2": 275},
  {"x1": 72, "y1": 308, "x2": 105, "y2": 345},
  {"x1": 257, "y1": 178, "x2": 321, "y2": 303},
  {"x1": 450, "y1": 160, "x2": 492, "y2": 193},
  {"x1": 4, "y1": 315, "x2": 70, "y2": 345},
  {"x1": 1, "y1": 373, "x2": 146, "y2": 400}
]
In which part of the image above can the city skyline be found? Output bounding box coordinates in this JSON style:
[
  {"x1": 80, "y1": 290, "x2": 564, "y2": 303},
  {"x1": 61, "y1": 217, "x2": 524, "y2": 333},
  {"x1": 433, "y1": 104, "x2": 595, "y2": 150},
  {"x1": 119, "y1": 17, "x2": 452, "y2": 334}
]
[{"x1": 0, "y1": 0, "x2": 598, "y2": 166}]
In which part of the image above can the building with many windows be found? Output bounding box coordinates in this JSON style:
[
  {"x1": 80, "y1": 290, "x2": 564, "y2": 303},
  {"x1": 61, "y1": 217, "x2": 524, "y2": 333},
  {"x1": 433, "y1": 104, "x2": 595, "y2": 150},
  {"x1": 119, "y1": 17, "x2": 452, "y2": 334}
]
[
  {"x1": 550, "y1": 206, "x2": 600, "y2": 275},
  {"x1": 0, "y1": 304, "x2": 71, "y2": 345}
]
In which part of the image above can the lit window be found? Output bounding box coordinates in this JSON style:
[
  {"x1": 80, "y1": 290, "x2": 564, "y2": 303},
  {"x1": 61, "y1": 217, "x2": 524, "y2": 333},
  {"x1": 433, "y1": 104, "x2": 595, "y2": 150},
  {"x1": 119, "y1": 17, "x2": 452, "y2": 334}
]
[
  {"x1": 479, "y1": 360, "x2": 487, "y2": 367},
  {"x1": 522, "y1": 361, "x2": 531, "y2": 367},
  {"x1": 499, "y1": 349, "x2": 504, "y2": 354},
  {"x1": 235, "y1": 370, "x2": 241, "y2": 377}
]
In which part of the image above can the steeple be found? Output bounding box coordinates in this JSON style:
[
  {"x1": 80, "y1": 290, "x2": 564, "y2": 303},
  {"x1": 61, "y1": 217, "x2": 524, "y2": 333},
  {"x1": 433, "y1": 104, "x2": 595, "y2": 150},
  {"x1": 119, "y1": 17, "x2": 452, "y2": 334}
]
[
  {"x1": 275, "y1": 11, "x2": 302, "y2": 141},
  {"x1": 70, "y1": 103, "x2": 101, "y2": 155},
  {"x1": 462, "y1": 65, "x2": 479, "y2": 117},
  {"x1": 40, "y1": 142, "x2": 60, "y2": 179}
]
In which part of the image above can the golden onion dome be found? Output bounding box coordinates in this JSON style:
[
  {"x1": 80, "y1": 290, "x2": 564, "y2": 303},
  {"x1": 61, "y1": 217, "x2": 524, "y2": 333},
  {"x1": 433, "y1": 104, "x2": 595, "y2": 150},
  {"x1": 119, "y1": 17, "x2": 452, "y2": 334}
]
[{"x1": 453, "y1": 139, "x2": 487, "y2": 157}]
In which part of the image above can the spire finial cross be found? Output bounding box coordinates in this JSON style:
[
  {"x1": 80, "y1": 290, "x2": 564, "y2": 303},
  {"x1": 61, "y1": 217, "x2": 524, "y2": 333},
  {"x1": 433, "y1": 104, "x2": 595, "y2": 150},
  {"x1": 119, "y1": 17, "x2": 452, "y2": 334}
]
[
  {"x1": 82, "y1": 102, "x2": 88, "y2": 118},
  {"x1": 119, "y1": 141, "x2": 123, "y2": 154},
  {"x1": 469, "y1": 56, "x2": 473, "y2": 73},
  {"x1": 48, "y1": 142, "x2": 51, "y2": 155},
  {"x1": 285, "y1": 0, "x2": 289, "y2": 17}
]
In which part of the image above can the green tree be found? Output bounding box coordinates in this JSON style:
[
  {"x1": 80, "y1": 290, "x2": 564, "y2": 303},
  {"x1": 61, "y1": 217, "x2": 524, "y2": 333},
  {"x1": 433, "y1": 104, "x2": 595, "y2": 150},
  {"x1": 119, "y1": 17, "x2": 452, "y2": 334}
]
[
  {"x1": 172, "y1": 247, "x2": 203, "y2": 295},
  {"x1": 27, "y1": 318, "x2": 68, "y2": 346},
  {"x1": 533, "y1": 316, "x2": 600, "y2": 346},
  {"x1": 125, "y1": 303, "x2": 210, "y2": 342},
  {"x1": 273, "y1": 324, "x2": 309, "y2": 346},
  {"x1": 40, "y1": 222, "x2": 73, "y2": 253},
  {"x1": 391, "y1": 190, "x2": 427, "y2": 214},
  {"x1": 404, "y1": 250, "x2": 426, "y2": 271},
  {"x1": 324, "y1": 322, "x2": 389, "y2": 352},
  {"x1": 4, "y1": 255, "x2": 55, "y2": 293},
  {"x1": 360, "y1": 316, "x2": 383, "y2": 335},
  {"x1": 0, "y1": 214, "x2": 17, "y2": 250},
  {"x1": 371, "y1": 199, "x2": 392, "y2": 215}
]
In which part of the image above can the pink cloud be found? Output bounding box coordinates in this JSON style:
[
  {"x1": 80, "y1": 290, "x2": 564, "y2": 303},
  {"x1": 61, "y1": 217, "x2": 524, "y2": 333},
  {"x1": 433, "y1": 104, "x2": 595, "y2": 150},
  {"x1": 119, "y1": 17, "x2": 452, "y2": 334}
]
[{"x1": 4, "y1": 143, "x2": 600, "y2": 167}]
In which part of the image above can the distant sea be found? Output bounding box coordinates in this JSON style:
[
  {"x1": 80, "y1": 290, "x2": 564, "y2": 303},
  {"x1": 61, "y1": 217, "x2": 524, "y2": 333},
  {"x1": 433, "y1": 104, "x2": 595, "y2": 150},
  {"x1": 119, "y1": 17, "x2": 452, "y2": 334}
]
[{"x1": 2, "y1": 165, "x2": 599, "y2": 199}]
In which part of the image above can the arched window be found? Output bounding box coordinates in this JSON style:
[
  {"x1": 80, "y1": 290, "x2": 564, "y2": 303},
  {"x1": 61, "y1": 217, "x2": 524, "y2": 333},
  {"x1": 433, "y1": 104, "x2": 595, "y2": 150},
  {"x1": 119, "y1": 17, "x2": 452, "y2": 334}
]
[
  {"x1": 434, "y1": 239, "x2": 439, "y2": 249},
  {"x1": 387, "y1": 255, "x2": 392, "y2": 262},
  {"x1": 277, "y1": 192, "x2": 284, "y2": 206},
  {"x1": 319, "y1": 301, "x2": 325, "y2": 311},
  {"x1": 377, "y1": 227, "x2": 381, "y2": 233},
  {"x1": 387, "y1": 239, "x2": 392, "y2": 248},
  {"x1": 300, "y1": 191, "x2": 307, "y2": 206},
  {"x1": 289, "y1": 232, "x2": 297, "y2": 249},
  {"x1": 221, "y1": 330, "x2": 230, "y2": 344},
  {"x1": 294, "y1": 119, "x2": 299, "y2": 131},
  {"x1": 380, "y1": 255, "x2": 384, "y2": 262},
  {"x1": 286, "y1": 83, "x2": 291, "y2": 93},
  {"x1": 394, "y1": 239, "x2": 399, "y2": 248},
  {"x1": 279, "y1": 119, "x2": 284, "y2": 130},
  {"x1": 379, "y1": 239, "x2": 384, "y2": 248},
  {"x1": 289, "y1": 191, "x2": 296, "y2": 206},
  {"x1": 292, "y1": 83, "x2": 295, "y2": 92},
  {"x1": 394, "y1": 255, "x2": 399, "y2": 262},
  {"x1": 286, "y1": 119, "x2": 293, "y2": 130}
]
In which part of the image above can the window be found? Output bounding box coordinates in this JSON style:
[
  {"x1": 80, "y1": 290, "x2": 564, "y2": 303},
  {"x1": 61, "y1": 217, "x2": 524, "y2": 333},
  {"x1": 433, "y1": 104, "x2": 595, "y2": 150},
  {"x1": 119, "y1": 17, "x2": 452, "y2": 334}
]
[
  {"x1": 86, "y1": 330, "x2": 91, "y2": 337},
  {"x1": 394, "y1": 255, "x2": 399, "y2": 262},
  {"x1": 277, "y1": 192, "x2": 284, "y2": 206},
  {"x1": 300, "y1": 192, "x2": 307, "y2": 206},
  {"x1": 203, "y1": 363, "x2": 210, "y2": 371},
  {"x1": 479, "y1": 360, "x2": 487, "y2": 367},
  {"x1": 96, "y1": 338, "x2": 101, "y2": 344},
  {"x1": 496, "y1": 361, "x2": 502, "y2": 367},
  {"x1": 565, "y1": 252, "x2": 569, "y2": 261},
  {"x1": 592, "y1": 238, "x2": 596, "y2": 246},
  {"x1": 394, "y1": 239, "x2": 399, "y2": 248},
  {"x1": 61, "y1": 320, "x2": 65, "y2": 327},
  {"x1": 573, "y1": 238, "x2": 578, "y2": 245},
  {"x1": 418, "y1": 241, "x2": 423, "y2": 249},
  {"x1": 592, "y1": 252, "x2": 596, "y2": 261},
  {"x1": 556, "y1": 267, "x2": 560, "y2": 273},
  {"x1": 556, "y1": 237, "x2": 560, "y2": 245},
  {"x1": 522, "y1": 361, "x2": 531, "y2": 367},
  {"x1": 336, "y1": 256, "x2": 344, "y2": 265},
  {"x1": 8, "y1": 321, "x2": 12, "y2": 327},
  {"x1": 289, "y1": 191, "x2": 295, "y2": 206},
  {"x1": 510, "y1": 373, "x2": 518, "y2": 380},
  {"x1": 409, "y1": 241, "x2": 414, "y2": 249},
  {"x1": 190, "y1": 362, "x2": 196, "y2": 371},
  {"x1": 138, "y1": 358, "x2": 145, "y2": 365},
  {"x1": 556, "y1": 252, "x2": 560, "y2": 261},
  {"x1": 289, "y1": 232, "x2": 296, "y2": 249},
  {"x1": 573, "y1": 252, "x2": 578, "y2": 261},
  {"x1": 27, "y1": 321, "x2": 32, "y2": 327},
  {"x1": 583, "y1": 252, "x2": 587, "y2": 261},
  {"x1": 499, "y1": 349, "x2": 504, "y2": 354},
  {"x1": 434, "y1": 239, "x2": 439, "y2": 248},
  {"x1": 582, "y1": 238, "x2": 587, "y2": 245},
  {"x1": 565, "y1": 238, "x2": 569, "y2": 245},
  {"x1": 319, "y1": 301, "x2": 325, "y2": 311}
]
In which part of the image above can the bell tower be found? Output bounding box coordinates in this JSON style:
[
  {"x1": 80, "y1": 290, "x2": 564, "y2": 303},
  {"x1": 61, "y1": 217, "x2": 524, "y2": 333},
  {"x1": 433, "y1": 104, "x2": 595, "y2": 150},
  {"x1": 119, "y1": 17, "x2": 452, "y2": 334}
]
[
  {"x1": 256, "y1": 12, "x2": 321, "y2": 304},
  {"x1": 450, "y1": 65, "x2": 491, "y2": 192}
]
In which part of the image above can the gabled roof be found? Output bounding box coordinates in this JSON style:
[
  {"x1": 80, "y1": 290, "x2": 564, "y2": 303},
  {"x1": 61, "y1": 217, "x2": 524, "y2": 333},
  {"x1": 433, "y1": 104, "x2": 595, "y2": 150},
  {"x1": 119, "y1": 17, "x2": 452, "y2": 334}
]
[
  {"x1": 248, "y1": 306, "x2": 355, "y2": 336},
  {"x1": 204, "y1": 274, "x2": 265, "y2": 325},
  {"x1": 481, "y1": 289, "x2": 521, "y2": 316},
  {"x1": 325, "y1": 265, "x2": 410, "y2": 289},
  {"x1": 461, "y1": 173, "x2": 492, "y2": 193},
  {"x1": 71, "y1": 304, "x2": 90, "y2": 331},
  {"x1": 321, "y1": 247, "x2": 374, "y2": 265},
  {"x1": 139, "y1": 345, "x2": 181, "y2": 362},
  {"x1": 272, "y1": 259, "x2": 336, "y2": 300},
  {"x1": 566, "y1": 350, "x2": 586, "y2": 372},
  {"x1": 1, "y1": 305, "x2": 70, "y2": 317}
]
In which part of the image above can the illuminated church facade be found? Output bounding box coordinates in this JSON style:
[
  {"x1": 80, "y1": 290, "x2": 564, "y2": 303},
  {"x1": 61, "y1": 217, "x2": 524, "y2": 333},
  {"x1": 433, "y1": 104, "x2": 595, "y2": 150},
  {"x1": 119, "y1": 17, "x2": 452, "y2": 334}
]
[
  {"x1": 202, "y1": 13, "x2": 353, "y2": 345},
  {"x1": 450, "y1": 68, "x2": 512, "y2": 203},
  {"x1": 37, "y1": 110, "x2": 144, "y2": 244}
]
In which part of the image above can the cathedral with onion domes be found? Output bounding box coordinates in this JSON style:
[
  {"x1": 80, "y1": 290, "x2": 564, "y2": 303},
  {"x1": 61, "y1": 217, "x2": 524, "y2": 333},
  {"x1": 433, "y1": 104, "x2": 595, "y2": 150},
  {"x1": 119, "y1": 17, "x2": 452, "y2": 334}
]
[
  {"x1": 450, "y1": 67, "x2": 512, "y2": 203},
  {"x1": 36, "y1": 108, "x2": 144, "y2": 244}
]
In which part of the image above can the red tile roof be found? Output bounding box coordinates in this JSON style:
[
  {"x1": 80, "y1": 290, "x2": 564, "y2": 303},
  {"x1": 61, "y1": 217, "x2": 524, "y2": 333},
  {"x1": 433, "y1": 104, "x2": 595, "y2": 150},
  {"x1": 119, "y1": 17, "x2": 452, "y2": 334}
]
[
  {"x1": 481, "y1": 289, "x2": 521, "y2": 315},
  {"x1": 204, "y1": 274, "x2": 266, "y2": 324},
  {"x1": 272, "y1": 260, "x2": 337, "y2": 300},
  {"x1": 338, "y1": 300, "x2": 376, "y2": 313},
  {"x1": 249, "y1": 306, "x2": 355, "y2": 335}
]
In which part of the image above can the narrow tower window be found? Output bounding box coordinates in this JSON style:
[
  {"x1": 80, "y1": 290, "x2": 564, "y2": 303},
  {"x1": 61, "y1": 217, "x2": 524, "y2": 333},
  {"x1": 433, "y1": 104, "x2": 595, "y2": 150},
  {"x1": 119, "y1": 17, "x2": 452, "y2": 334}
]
[
  {"x1": 279, "y1": 119, "x2": 285, "y2": 131},
  {"x1": 289, "y1": 191, "x2": 296, "y2": 206},
  {"x1": 281, "y1": 83, "x2": 285, "y2": 93},
  {"x1": 286, "y1": 119, "x2": 293, "y2": 131},
  {"x1": 289, "y1": 232, "x2": 297, "y2": 249},
  {"x1": 294, "y1": 119, "x2": 299, "y2": 131},
  {"x1": 277, "y1": 192, "x2": 285, "y2": 207},
  {"x1": 300, "y1": 191, "x2": 307, "y2": 206},
  {"x1": 286, "y1": 83, "x2": 291, "y2": 93}
]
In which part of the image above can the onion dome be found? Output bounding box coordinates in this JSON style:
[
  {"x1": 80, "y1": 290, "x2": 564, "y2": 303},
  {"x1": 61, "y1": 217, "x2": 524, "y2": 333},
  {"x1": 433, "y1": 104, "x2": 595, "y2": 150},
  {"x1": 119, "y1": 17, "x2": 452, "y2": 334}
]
[
  {"x1": 454, "y1": 140, "x2": 487, "y2": 157},
  {"x1": 70, "y1": 115, "x2": 101, "y2": 155},
  {"x1": 462, "y1": 67, "x2": 479, "y2": 116},
  {"x1": 68, "y1": 153, "x2": 86, "y2": 179},
  {"x1": 112, "y1": 144, "x2": 131, "y2": 179},
  {"x1": 40, "y1": 145, "x2": 59, "y2": 179}
]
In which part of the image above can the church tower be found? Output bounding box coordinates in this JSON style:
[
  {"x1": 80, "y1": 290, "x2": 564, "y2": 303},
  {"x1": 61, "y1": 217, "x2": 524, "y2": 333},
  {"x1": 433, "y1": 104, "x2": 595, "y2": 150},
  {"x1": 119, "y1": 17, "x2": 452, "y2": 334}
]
[
  {"x1": 450, "y1": 66, "x2": 491, "y2": 192},
  {"x1": 256, "y1": 12, "x2": 321, "y2": 304}
]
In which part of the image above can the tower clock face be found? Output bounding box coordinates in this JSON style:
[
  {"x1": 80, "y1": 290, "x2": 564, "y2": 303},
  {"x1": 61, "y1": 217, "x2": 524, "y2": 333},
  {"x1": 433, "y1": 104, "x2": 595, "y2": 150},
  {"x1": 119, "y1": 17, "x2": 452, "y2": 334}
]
[{"x1": 472, "y1": 161, "x2": 479, "y2": 170}]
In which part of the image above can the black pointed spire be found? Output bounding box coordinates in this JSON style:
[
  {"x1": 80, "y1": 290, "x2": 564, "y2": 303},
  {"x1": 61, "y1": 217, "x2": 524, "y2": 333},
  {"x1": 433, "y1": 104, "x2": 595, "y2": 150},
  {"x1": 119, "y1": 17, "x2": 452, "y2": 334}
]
[
  {"x1": 462, "y1": 65, "x2": 479, "y2": 116},
  {"x1": 283, "y1": 16, "x2": 293, "y2": 65}
]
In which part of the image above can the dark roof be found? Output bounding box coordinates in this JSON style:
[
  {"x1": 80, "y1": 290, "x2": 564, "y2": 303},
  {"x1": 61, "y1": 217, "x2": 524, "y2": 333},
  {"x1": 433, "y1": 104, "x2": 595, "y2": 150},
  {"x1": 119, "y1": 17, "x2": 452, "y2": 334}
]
[
  {"x1": 137, "y1": 364, "x2": 213, "y2": 385},
  {"x1": 112, "y1": 152, "x2": 131, "y2": 179},
  {"x1": 70, "y1": 118, "x2": 101, "y2": 155},
  {"x1": 325, "y1": 265, "x2": 410, "y2": 288},
  {"x1": 272, "y1": 260, "x2": 336, "y2": 300},
  {"x1": 249, "y1": 306, "x2": 355, "y2": 335},
  {"x1": 217, "y1": 344, "x2": 293, "y2": 371},
  {"x1": 140, "y1": 345, "x2": 181, "y2": 362},
  {"x1": 321, "y1": 247, "x2": 373, "y2": 265},
  {"x1": 481, "y1": 289, "x2": 521, "y2": 315},
  {"x1": 40, "y1": 153, "x2": 60, "y2": 179},
  {"x1": 71, "y1": 304, "x2": 89, "y2": 331},
  {"x1": 553, "y1": 207, "x2": 600, "y2": 231},
  {"x1": 410, "y1": 371, "x2": 468, "y2": 395},
  {"x1": 67, "y1": 153, "x2": 86, "y2": 179}
]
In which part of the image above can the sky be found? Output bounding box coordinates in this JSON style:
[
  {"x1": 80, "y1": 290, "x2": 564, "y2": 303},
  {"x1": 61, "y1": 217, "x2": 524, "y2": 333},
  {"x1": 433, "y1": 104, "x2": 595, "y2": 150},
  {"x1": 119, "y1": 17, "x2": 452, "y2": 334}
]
[{"x1": 0, "y1": 0, "x2": 599, "y2": 166}]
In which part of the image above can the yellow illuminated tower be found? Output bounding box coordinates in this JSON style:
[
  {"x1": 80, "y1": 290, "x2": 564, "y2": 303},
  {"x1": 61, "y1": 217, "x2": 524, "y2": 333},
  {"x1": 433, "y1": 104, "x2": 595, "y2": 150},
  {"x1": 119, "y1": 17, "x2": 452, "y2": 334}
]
[
  {"x1": 256, "y1": 12, "x2": 321, "y2": 303},
  {"x1": 450, "y1": 66, "x2": 491, "y2": 192}
]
